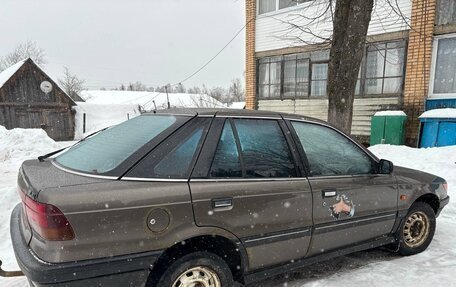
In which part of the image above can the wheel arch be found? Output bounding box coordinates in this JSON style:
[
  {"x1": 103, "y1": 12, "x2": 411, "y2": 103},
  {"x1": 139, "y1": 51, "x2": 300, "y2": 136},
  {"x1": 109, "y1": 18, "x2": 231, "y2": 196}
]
[
  {"x1": 414, "y1": 193, "x2": 439, "y2": 214},
  {"x1": 148, "y1": 234, "x2": 247, "y2": 285}
]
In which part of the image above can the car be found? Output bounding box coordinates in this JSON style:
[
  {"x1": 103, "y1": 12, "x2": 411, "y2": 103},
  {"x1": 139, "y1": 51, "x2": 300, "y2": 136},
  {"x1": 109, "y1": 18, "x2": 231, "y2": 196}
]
[{"x1": 11, "y1": 108, "x2": 449, "y2": 287}]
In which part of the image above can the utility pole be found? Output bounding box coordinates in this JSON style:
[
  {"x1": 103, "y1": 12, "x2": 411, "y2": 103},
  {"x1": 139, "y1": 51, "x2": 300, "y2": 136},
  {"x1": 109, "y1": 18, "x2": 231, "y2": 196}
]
[{"x1": 165, "y1": 86, "x2": 170, "y2": 109}]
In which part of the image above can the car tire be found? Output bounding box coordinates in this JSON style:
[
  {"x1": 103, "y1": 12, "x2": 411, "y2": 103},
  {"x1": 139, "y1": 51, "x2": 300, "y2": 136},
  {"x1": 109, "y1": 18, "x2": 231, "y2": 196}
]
[
  {"x1": 396, "y1": 202, "x2": 436, "y2": 256},
  {"x1": 149, "y1": 251, "x2": 234, "y2": 287}
]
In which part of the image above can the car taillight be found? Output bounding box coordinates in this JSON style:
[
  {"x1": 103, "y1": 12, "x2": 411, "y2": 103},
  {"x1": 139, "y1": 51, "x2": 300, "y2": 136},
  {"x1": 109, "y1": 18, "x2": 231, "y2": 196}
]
[
  {"x1": 22, "y1": 195, "x2": 75, "y2": 241},
  {"x1": 443, "y1": 183, "x2": 448, "y2": 192}
]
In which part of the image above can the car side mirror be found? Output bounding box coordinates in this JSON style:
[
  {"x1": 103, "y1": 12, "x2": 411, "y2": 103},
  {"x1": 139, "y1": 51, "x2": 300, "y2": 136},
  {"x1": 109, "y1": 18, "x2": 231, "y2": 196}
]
[{"x1": 379, "y1": 159, "x2": 394, "y2": 174}]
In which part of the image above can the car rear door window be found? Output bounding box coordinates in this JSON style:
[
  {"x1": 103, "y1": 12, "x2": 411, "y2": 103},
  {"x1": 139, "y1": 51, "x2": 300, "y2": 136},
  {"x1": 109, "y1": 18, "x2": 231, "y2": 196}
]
[
  {"x1": 209, "y1": 121, "x2": 242, "y2": 178},
  {"x1": 291, "y1": 121, "x2": 375, "y2": 176},
  {"x1": 233, "y1": 119, "x2": 297, "y2": 178}
]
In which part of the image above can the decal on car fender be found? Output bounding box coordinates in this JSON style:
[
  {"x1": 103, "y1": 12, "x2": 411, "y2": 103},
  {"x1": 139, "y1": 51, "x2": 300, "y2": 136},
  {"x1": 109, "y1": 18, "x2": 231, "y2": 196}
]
[{"x1": 329, "y1": 194, "x2": 355, "y2": 219}]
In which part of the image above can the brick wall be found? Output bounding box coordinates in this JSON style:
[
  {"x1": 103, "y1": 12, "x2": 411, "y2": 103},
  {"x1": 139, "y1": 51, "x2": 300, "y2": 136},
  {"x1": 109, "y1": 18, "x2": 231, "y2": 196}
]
[
  {"x1": 245, "y1": 0, "x2": 256, "y2": 110},
  {"x1": 403, "y1": 0, "x2": 437, "y2": 146}
]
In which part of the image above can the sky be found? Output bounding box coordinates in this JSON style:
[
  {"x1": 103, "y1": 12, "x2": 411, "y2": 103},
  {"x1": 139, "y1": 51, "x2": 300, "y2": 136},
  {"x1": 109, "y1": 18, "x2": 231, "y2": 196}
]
[{"x1": 0, "y1": 0, "x2": 246, "y2": 90}]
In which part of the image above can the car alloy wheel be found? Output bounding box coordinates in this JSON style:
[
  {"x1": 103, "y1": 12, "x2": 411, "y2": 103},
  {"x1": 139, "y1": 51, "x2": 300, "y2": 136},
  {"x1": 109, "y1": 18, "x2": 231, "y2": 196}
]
[
  {"x1": 172, "y1": 266, "x2": 221, "y2": 287},
  {"x1": 402, "y1": 211, "x2": 430, "y2": 248}
]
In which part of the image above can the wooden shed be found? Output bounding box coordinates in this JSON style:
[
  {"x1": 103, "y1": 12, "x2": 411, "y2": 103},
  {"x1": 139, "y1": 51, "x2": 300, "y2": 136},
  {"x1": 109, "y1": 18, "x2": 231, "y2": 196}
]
[{"x1": 0, "y1": 58, "x2": 76, "y2": 141}]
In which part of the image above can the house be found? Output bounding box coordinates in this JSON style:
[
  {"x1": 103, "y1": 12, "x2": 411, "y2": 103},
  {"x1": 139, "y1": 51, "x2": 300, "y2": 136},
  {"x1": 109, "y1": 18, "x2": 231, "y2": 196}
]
[
  {"x1": 245, "y1": 0, "x2": 456, "y2": 146},
  {"x1": 72, "y1": 90, "x2": 226, "y2": 139},
  {"x1": 0, "y1": 58, "x2": 76, "y2": 141}
]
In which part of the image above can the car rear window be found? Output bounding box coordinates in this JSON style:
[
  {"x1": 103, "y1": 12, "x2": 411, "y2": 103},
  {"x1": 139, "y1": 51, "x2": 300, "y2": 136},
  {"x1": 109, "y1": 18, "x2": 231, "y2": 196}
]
[{"x1": 55, "y1": 115, "x2": 178, "y2": 174}]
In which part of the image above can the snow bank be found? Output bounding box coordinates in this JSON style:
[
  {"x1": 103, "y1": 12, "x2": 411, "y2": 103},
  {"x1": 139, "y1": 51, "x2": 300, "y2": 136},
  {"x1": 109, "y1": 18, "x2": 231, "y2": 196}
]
[
  {"x1": 73, "y1": 102, "x2": 139, "y2": 139},
  {"x1": 0, "y1": 125, "x2": 71, "y2": 278},
  {"x1": 0, "y1": 59, "x2": 26, "y2": 88},
  {"x1": 419, "y1": 108, "x2": 456, "y2": 119},
  {"x1": 80, "y1": 90, "x2": 226, "y2": 110},
  {"x1": 374, "y1": 110, "x2": 407, "y2": 116},
  {"x1": 369, "y1": 144, "x2": 456, "y2": 220}
]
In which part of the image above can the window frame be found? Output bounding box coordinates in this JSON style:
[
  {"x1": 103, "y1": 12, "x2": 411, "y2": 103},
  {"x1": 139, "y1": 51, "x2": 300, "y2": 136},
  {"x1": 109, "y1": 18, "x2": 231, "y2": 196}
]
[
  {"x1": 285, "y1": 119, "x2": 381, "y2": 178},
  {"x1": 192, "y1": 117, "x2": 305, "y2": 180},
  {"x1": 429, "y1": 33, "x2": 456, "y2": 99},
  {"x1": 257, "y1": 0, "x2": 313, "y2": 16}
]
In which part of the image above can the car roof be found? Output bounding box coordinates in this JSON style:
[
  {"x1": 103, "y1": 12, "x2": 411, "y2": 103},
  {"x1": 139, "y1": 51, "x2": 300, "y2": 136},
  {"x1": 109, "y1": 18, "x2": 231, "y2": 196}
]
[{"x1": 148, "y1": 108, "x2": 326, "y2": 124}]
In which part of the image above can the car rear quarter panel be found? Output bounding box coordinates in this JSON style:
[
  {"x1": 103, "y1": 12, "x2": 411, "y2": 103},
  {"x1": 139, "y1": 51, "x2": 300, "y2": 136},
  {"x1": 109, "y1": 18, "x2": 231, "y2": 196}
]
[{"x1": 32, "y1": 180, "x2": 238, "y2": 263}]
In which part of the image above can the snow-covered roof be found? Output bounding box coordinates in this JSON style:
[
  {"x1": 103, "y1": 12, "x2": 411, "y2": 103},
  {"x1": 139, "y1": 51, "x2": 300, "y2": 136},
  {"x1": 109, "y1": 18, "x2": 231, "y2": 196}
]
[
  {"x1": 374, "y1": 110, "x2": 407, "y2": 117},
  {"x1": 0, "y1": 59, "x2": 27, "y2": 89},
  {"x1": 419, "y1": 108, "x2": 456, "y2": 119},
  {"x1": 80, "y1": 90, "x2": 226, "y2": 110}
]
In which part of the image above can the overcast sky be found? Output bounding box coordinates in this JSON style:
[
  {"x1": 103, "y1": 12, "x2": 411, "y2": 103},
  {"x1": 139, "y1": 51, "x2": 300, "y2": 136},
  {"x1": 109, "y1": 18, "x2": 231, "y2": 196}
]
[{"x1": 0, "y1": 0, "x2": 245, "y2": 89}]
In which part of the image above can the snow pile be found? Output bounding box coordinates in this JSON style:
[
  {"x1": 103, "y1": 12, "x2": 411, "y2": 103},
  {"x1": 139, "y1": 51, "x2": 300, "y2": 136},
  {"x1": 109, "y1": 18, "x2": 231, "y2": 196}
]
[
  {"x1": 419, "y1": 108, "x2": 456, "y2": 119},
  {"x1": 0, "y1": 125, "x2": 71, "y2": 281},
  {"x1": 369, "y1": 144, "x2": 456, "y2": 220},
  {"x1": 374, "y1": 110, "x2": 407, "y2": 116},
  {"x1": 73, "y1": 102, "x2": 140, "y2": 139}
]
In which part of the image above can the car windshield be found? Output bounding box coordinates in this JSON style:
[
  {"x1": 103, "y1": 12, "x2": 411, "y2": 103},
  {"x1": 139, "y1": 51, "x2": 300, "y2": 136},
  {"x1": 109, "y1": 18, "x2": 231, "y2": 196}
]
[{"x1": 55, "y1": 115, "x2": 178, "y2": 174}]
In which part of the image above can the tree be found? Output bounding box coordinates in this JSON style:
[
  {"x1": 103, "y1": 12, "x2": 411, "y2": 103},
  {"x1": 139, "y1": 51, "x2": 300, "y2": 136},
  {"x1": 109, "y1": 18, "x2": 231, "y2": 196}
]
[
  {"x1": 283, "y1": 0, "x2": 375, "y2": 134},
  {"x1": 127, "y1": 81, "x2": 147, "y2": 91},
  {"x1": 174, "y1": 83, "x2": 186, "y2": 93},
  {"x1": 0, "y1": 41, "x2": 46, "y2": 72},
  {"x1": 228, "y1": 78, "x2": 245, "y2": 103},
  {"x1": 58, "y1": 67, "x2": 85, "y2": 101}
]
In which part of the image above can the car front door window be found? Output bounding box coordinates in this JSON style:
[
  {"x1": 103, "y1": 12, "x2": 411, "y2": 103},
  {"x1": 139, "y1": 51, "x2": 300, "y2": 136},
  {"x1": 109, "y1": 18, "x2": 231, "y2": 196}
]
[{"x1": 291, "y1": 121, "x2": 374, "y2": 176}]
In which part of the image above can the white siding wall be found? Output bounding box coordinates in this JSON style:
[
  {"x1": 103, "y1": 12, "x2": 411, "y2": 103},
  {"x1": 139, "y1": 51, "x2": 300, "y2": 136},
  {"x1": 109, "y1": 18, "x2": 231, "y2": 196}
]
[
  {"x1": 258, "y1": 96, "x2": 400, "y2": 136},
  {"x1": 255, "y1": 0, "x2": 412, "y2": 52}
]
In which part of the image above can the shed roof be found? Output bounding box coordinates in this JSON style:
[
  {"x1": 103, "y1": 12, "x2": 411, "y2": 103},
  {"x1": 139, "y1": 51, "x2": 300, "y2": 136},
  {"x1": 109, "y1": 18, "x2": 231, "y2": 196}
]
[{"x1": 0, "y1": 59, "x2": 27, "y2": 89}]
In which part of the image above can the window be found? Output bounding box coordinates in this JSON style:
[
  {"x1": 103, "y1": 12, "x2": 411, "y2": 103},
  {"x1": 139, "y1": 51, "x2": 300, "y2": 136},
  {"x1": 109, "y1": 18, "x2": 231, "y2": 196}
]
[
  {"x1": 55, "y1": 115, "x2": 177, "y2": 174},
  {"x1": 436, "y1": 0, "x2": 456, "y2": 25},
  {"x1": 234, "y1": 119, "x2": 297, "y2": 178},
  {"x1": 283, "y1": 54, "x2": 309, "y2": 98},
  {"x1": 209, "y1": 121, "x2": 242, "y2": 178},
  {"x1": 153, "y1": 127, "x2": 204, "y2": 178},
  {"x1": 364, "y1": 42, "x2": 405, "y2": 95},
  {"x1": 258, "y1": 0, "x2": 311, "y2": 15},
  {"x1": 259, "y1": 57, "x2": 282, "y2": 99},
  {"x1": 127, "y1": 119, "x2": 209, "y2": 179},
  {"x1": 291, "y1": 121, "x2": 375, "y2": 176},
  {"x1": 311, "y1": 63, "x2": 328, "y2": 96},
  {"x1": 431, "y1": 36, "x2": 456, "y2": 97},
  {"x1": 256, "y1": 40, "x2": 406, "y2": 99}
]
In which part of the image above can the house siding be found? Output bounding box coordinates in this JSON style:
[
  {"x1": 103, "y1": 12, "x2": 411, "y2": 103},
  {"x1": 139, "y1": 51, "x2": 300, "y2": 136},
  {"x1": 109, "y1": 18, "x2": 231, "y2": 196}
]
[{"x1": 255, "y1": 0, "x2": 412, "y2": 52}]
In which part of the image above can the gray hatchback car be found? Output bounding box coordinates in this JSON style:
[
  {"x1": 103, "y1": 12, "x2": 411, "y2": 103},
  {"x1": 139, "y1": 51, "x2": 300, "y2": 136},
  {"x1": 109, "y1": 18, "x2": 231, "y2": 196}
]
[{"x1": 11, "y1": 109, "x2": 449, "y2": 287}]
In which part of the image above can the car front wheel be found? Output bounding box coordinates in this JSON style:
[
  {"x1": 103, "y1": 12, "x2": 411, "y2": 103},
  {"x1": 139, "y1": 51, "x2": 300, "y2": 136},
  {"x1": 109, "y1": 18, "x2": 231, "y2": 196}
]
[
  {"x1": 150, "y1": 251, "x2": 234, "y2": 287},
  {"x1": 396, "y1": 202, "x2": 436, "y2": 256}
]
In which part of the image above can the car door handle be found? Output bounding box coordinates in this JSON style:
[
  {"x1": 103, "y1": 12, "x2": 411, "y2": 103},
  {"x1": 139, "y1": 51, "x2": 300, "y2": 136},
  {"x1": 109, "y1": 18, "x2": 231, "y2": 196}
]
[
  {"x1": 212, "y1": 198, "x2": 233, "y2": 210},
  {"x1": 322, "y1": 189, "x2": 337, "y2": 197}
]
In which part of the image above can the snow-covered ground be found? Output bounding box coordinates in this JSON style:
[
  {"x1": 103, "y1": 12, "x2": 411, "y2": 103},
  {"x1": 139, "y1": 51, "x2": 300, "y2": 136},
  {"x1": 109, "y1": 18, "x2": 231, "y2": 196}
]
[{"x1": 0, "y1": 127, "x2": 454, "y2": 287}]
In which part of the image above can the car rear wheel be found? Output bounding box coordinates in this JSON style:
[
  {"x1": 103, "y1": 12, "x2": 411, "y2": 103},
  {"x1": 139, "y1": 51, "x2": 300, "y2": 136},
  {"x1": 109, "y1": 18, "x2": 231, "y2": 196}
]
[
  {"x1": 149, "y1": 252, "x2": 234, "y2": 287},
  {"x1": 396, "y1": 202, "x2": 436, "y2": 256}
]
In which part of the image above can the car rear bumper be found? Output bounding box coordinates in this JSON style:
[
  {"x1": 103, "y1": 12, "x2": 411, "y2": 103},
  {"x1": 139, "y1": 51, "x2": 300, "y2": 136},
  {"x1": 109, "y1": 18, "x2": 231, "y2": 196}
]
[
  {"x1": 10, "y1": 204, "x2": 161, "y2": 287},
  {"x1": 436, "y1": 195, "x2": 450, "y2": 217}
]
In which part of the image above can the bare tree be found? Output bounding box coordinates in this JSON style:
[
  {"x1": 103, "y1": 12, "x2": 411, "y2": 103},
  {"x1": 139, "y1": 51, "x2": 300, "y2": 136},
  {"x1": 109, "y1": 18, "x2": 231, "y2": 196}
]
[
  {"x1": 58, "y1": 67, "x2": 85, "y2": 101},
  {"x1": 127, "y1": 81, "x2": 147, "y2": 91},
  {"x1": 0, "y1": 41, "x2": 46, "y2": 71},
  {"x1": 281, "y1": 0, "x2": 375, "y2": 134},
  {"x1": 228, "y1": 78, "x2": 245, "y2": 103}
]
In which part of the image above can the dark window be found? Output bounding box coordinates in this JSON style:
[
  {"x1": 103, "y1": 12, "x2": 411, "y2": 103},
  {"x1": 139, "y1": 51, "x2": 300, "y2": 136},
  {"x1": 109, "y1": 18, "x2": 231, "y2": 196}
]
[
  {"x1": 259, "y1": 57, "x2": 282, "y2": 99},
  {"x1": 127, "y1": 119, "x2": 209, "y2": 179},
  {"x1": 209, "y1": 121, "x2": 242, "y2": 178},
  {"x1": 291, "y1": 121, "x2": 375, "y2": 176},
  {"x1": 436, "y1": 0, "x2": 456, "y2": 25},
  {"x1": 153, "y1": 127, "x2": 204, "y2": 178},
  {"x1": 55, "y1": 115, "x2": 177, "y2": 174},
  {"x1": 283, "y1": 54, "x2": 310, "y2": 98},
  {"x1": 310, "y1": 63, "x2": 328, "y2": 96},
  {"x1": 234, "y1": 119, "x2": 297, "y2": 178},
  {"x1": 259, "y1": 0, "x2": 276, "y2": 15}
]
